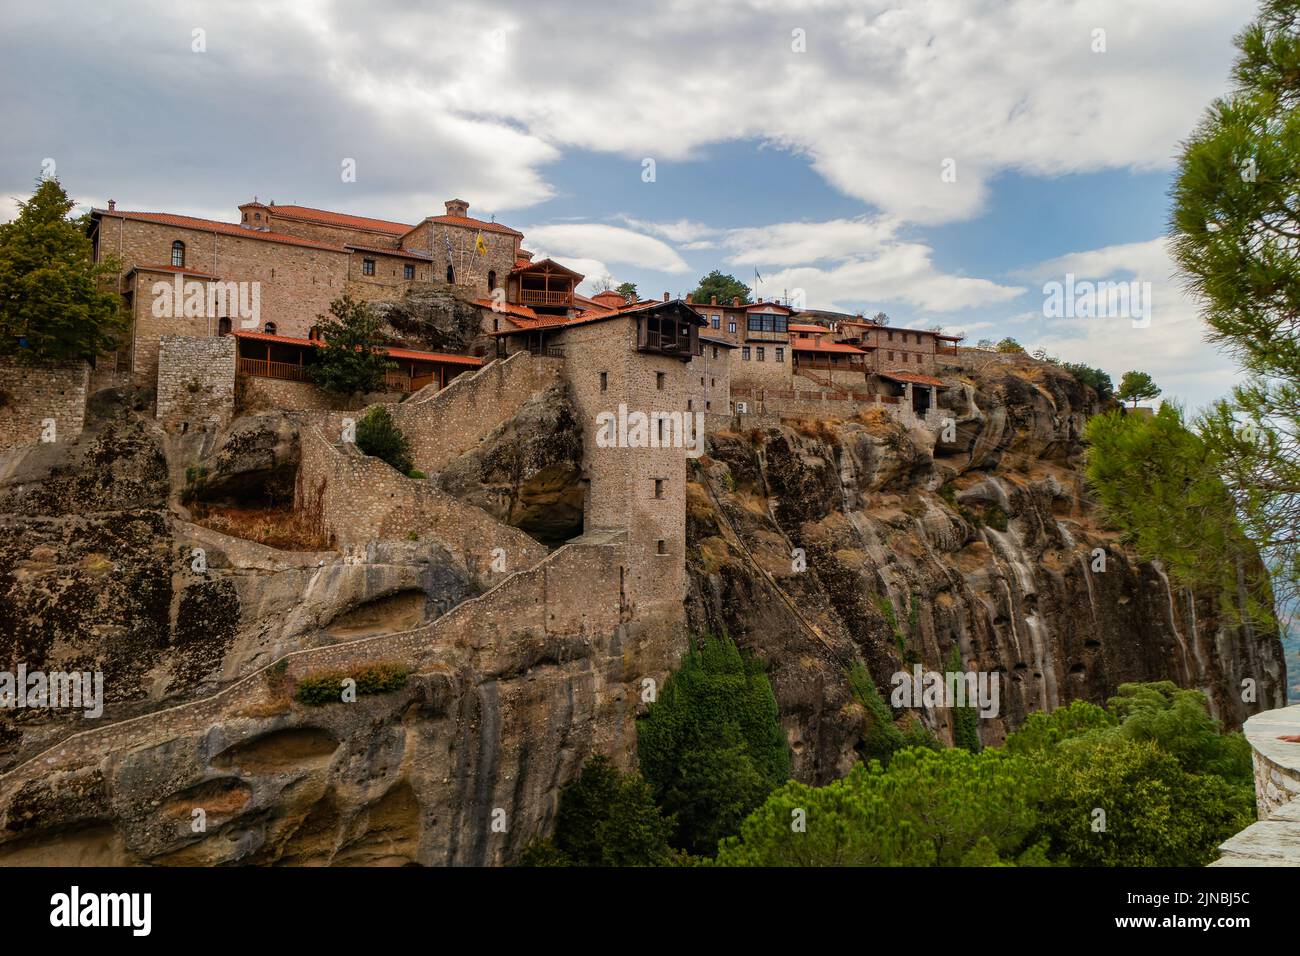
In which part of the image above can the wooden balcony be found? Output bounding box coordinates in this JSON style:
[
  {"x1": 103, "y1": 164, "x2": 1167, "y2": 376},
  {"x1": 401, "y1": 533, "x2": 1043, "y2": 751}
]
[
  {"x1": 745, "y1": 328, "x2": 790, "y2": 343},
  {"x1": 237, "y1": 357, "x2": 311, "y2": 382},
  {"x1": 637, "y1": 329, "x2": 700, "y2": 359},
  {"x1": 527, "y1": 345, "x2": 565, "y2": 358},
  {"x1": 518, "y1": 288, "x2": 572, "y2": 307}
]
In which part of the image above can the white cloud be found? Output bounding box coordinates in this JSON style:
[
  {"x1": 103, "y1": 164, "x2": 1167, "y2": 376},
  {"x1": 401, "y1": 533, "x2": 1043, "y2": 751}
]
[
  {"x1": 3, "y1": 0, "x2": 1249, "y2": 230},
  {"x1": 1014, "y1": 237, "x2": 1237, "y2": 411},
  {"x1": 524, "y1": 223, "x2": 692, "y2": 273},
  {"x1": 722, "y1": 217, "x2": 901, "y2": 265}
]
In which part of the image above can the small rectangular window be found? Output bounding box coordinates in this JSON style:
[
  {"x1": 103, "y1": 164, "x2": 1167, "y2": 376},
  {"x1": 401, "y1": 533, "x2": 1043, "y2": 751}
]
[
  {"x1": 654, "y1": 479, "x2": 664, "y2": 499},
  {"x1": 403, "y1": 264, "x2": 415, "y2": 280},
  {"x1": 711, "y1": 316, "x2": 720, "y2": 328},
  {"x1": 363, "y1": 258, "x2": 376, "y2": 276},
  {"x1": 656, "y1": 371, "x2": 665, "y2": 390},
  {"x1": 757, "y1": 347, "x2": 765, "y2": 361},
  {"x1": 600, "y1": 371, "x2": 608, "y2": 392},
  {"x1": 742, "y1": 347, "x2": 751, "y2": 360},
  {"x1": 888, "y1": 351, "x2": 894, "y2": 361},
  {"x1": 712, "y1": 346, "x2": 719, "y2": 359},
  {"x1": 656, "y1": 539, "x2": 667, "y2": 555},
  {"x1": 776, "y1": 347, "x2": 784, "y2": 363},
  {"x1": 728, "y1": 321, "x2": 736, "y2": 334}
]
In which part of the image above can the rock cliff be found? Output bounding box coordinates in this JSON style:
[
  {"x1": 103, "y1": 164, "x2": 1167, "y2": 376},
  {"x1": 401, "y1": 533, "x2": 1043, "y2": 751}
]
[{"x1": 0, "y1": 352, "x2": 1285, "y2": 863}]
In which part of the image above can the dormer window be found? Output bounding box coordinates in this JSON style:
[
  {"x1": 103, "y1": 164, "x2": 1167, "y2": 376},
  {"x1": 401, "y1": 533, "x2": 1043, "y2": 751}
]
[{"x1": 171, "y1": 241, "x2": 185, "y2": 268}]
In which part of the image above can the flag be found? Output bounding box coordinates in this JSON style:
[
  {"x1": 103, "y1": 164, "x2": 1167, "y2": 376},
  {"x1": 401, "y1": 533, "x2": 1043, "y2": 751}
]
[
  {"x1": 475, "y1": 231, "x2": 487, "y2": 255},
  {"x1": 754, "y1": 268, "x2": 763, "y2": 284},
  {"x1": 443, "y1": 232, "x2": 454, "y2": 257}
]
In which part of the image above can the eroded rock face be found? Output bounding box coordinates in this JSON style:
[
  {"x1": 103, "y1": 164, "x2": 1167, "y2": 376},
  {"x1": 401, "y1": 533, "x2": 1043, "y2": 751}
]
[
  {"x1": 373, "y1": 286, "x2": 484, "y2": 355},
  {"x1": 197, "y1": 412, "x2": 300, "y2": 505},
  {"x1": 435, "y1": 381, "x2": 584, "y2": 544},
  {"x1": 685, "y1": 359, "x2": 1287, "y2": 783}
]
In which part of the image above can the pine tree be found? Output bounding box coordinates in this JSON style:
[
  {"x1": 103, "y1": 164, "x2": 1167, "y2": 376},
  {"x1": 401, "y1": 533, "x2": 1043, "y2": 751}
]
[
  {"x1": 0, "y1": 177, "x2": 126, "y2": 363},
  {"x1": 1171, "y1": 0, "x2": 1300, "y2": 616}
]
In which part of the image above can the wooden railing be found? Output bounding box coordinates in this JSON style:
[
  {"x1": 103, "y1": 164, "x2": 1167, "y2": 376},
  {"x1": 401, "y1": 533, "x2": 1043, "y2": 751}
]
[
  {"x1": 237, "y1": 357, "x2": 311, "y2": 382},
  {"x1": 528, "y1": 345, "x2": 564, "y2": 358},
  {"x1": 518, "y1": 289, "x2": 571, "y2": 306},
  {"x1": 937, "y1": 344, "x2": 959, "y2": 356},
  {"x1": 409, "y1": 372, "x2": 436, "y2": 392}
]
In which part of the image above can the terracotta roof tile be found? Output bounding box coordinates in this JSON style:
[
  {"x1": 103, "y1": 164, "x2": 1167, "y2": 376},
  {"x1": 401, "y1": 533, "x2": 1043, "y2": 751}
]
[
  {"x1": 127, "y1": 263, "x2": 221, "y2": 280},
  {"x1": 230, "y1": 330, "x2": 483, "y2": 366},
  {"x1": 426, "y1": 214, "x2": 523, "y2": 237},
  {"x1": 268, "y1": 205, "x2": 413, "y2": 236},
  {"x1": 98, "y1": 210, "x2": 346, "y2": 252},
  {"x1": 792, "y1": 339, "x2": 869, "y2": 354}
]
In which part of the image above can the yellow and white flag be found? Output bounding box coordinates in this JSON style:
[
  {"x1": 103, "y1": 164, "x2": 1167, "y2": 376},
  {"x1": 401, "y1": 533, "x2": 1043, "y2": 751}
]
[{"x1": 474, "y1": 231, "x2": 487, "y2": 255}]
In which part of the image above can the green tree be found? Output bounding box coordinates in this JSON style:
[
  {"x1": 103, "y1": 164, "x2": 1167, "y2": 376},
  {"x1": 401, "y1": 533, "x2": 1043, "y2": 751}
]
[
  {"x1": 1117, "y1": 370, "x2": 1161, "y2": 407},
  {"x1": 533, "y1": 754, "x2": 675, "y2": 867},
  {"x1": 996, "y1": 337, "x2": 1025, "y2": 354},
  {"x1": 947, "y1": 646, "x2": 982, "y2": 753},
  {"x1": 0, "y1": 177, "x2": 127, "y2": 363},
  {"x1": 615, "y1": 281, "x2": 638, "y2": 302},
  {"x1": 1085, "y1": 404, "x2": 1269, "y2": 623},
  {"x1": 1060, "y1": 361, "x2": 1115, "y2": 402},
  {"x1": 355, "y1": 405, "x2": 413, "y2": 475},
  {"x1": 691, "y1": 270, "x2": 751, "y2": 306},
  {"x1": 1032, "y1": 737, "x2": 1253, "y2": 867},
  {"x1": 714, "y1": 748, "x2": 1046, "y2": 866},
  {"x1": 1107, "y1": 682, "x2": 1253, "y2": 786},
  {"x1": 1171, "y1": 0, "x2": 1300, "y2": 616},
  {"x1": 637, "y1": 634, "x2": 789, "y2": 856},
  {"x1": 847, "y1": 662, "x2": 939, "y2": 765},
  {"x1": 310, "y1": 294, "x2": 394, "y2": 396}
]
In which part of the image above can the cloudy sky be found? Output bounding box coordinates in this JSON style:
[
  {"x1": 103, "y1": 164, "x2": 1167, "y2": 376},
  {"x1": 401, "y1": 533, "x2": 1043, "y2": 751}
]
[{"x1": 0, "y1": 0, "x2": 1261, "y2": 408}]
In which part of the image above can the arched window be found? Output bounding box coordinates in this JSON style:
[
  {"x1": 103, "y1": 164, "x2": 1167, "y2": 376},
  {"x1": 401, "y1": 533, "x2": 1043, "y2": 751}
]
[
  {"x1": 487, "y1": 270, "x2": 496, "y2": 291},
  {"x1": 171, "y1": 241, "x2": 185, "y2": 268},
  {"x1": 217, "y1": 317, "x2": 231, "y2": 336},
  {"x1": 264, "y1": 322, "x2": 277, "y2": 335},
  {"x1": 446, "y1": 264, "x2": 455, "y2": 284},
  {"x1": 308, "y1": 325, "x2": 320, "y2": 341}
]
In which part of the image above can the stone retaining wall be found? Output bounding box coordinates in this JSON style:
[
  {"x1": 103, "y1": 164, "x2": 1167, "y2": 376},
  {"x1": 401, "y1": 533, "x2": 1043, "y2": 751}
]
[
  {"x1": 0, "y1": 359, "x2": 89, "y2": 451},
  {"x1": 156, "y1": 335, "x2": 236, "y2": 431},
  {"x1": 391, "y1": 351, "x2": 562, "y2": 473},
  {"x1": 296, "y1": 424, "x2": 547, "y2": 590}
]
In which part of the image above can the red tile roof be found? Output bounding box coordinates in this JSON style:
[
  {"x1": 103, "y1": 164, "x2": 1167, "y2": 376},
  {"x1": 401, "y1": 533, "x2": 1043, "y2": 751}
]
[
  {"x1": 97, "y1": 210, "x2": 346, "y2": 252},
  {"x1": 509, "y1": 257, "x2": 583, "y2": 277},
  {"x1": 425, "y1": 214, "x2": 523, "y2": 237},
  {"x1": 746, "y1": 302, "x2": 793, "y2": 313},
  {"x1": 489, "y1": 298, "x2": 701, "y2": 335},
  {"x1": 473, "y1": 298, "x2": 540, "y2": 322},
  {"x1": 127, "y1": 263, "x2": 222, "y2": 280},
  {"x1": 230, "y1": 330, "x2": 483, "y2": 366},
  {"x1": 878, "y1": 370, "x2": 947, "y2": 387},
  {"x1": 345, "y1": 243, "x2": 434, "y2": 261},
  {"x1": 789, "y1": 323, "x2": 829, "y2": 334},
  {"x1": 267, "y1": 205, "x2": 413, "y2": 236}
]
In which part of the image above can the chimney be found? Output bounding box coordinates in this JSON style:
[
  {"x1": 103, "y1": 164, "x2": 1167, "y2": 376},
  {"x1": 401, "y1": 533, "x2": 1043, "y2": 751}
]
[
  {"x1": 758, "y1": 296, "x2": 765, "y2": 303},
  {"x1": 686, "y1": 293, "x2": 693, "y2": 304},
  {"x1": 107, "y1": 199, "x2": 115, "y2": 211},
  {"x1": 732, "y1": 296, "x2": 740, "y2": 307},
  {"x1": 710, "y1": 296, "x2": 718, "y2": 305},
  {"x1": 445, "y1": 198, "x2": 470, "y2": 218},
  {"x1": 663, "y1": 292, "x2": 670, "y2": 301}
]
